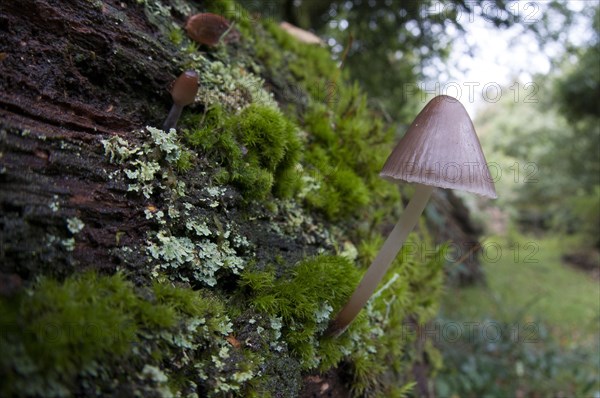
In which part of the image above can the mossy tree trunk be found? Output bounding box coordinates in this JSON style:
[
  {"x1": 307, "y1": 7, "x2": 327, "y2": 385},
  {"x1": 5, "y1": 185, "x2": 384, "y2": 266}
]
[
  {"x1": 0, "y1": 0, "x2": 181, "y2": 281},
  {"x1": 1, "y1": 1, "x2": 485, "y2": 396}
]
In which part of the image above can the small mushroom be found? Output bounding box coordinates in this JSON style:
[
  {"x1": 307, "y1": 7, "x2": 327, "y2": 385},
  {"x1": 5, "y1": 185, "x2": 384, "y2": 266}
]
[
  {"x1": 185, "y1": 13, "x2": 240, "y2": 46},
  {"x1": 279, "y1": 22, "x2": 324, "y2": 45},
  {"x1": 326, "y1": 95, "x2": 497, "y2": 337},
  {"x1": 163, "y1": 70, "x2": 199, "y2": 131}
]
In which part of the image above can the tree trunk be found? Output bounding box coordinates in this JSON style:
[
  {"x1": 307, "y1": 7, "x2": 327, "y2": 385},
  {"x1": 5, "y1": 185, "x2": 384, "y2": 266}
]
[{"x1": 1, "y1": 0, "x2": 180, "y2": 280}]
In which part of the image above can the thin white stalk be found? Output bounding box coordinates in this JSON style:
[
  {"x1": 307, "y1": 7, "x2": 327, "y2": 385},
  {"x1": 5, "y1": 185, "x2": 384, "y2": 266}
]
[
  {"x1": 326, "y1": 183, "x2": 434, "y2": 337},
  {"x1": 163, "y1": 104, "x2": 183, "y2": 131}
]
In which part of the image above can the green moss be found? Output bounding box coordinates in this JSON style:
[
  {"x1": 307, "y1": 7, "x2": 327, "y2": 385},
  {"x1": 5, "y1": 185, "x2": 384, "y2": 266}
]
[
  {"x1": 237, "y1": 105, "x2": 292, "y2": 171},
  {"x1": 0, "y1": 272, "x2": 242, "y2": 397},
  {"x1": 186, "y1": 104, "x2": 302, "y2": 200},
  {"x1": 168, "y1": 25, "x2": 184, "y2": 46},
  {"x1": 245, "y1": 21, "x2": 401, "y2": 222},
  {"x1": 240, "y1": 255, "x2": 362, "y2": 369},
  {"x1": 300, "y1": 84, "x2": 401, "y2": 221},
  {"x1": 262, "y1": 20, "x2": 340, "y2": 85},
  {"x1": 175, "y1": 149, "x2": 193, "y2": 172},
  {"x1": 0, "y1": 273, "x2": 137, "y2": 396}
]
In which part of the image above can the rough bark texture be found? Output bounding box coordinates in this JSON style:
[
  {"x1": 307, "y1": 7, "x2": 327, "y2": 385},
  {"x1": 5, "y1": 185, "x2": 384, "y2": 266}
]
[{"x1": 1, "y1": 0, "x2": 180, "y2": 280}]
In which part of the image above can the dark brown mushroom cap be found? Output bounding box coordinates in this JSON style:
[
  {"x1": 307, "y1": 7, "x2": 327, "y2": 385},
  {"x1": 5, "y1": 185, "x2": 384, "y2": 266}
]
[
  {"x1": 380, "y1": 95, "x2": 497, "y2": 198},
  {"x1": 185, "y1": 13, "x2": 240, "y2": 46},
  {"x1": 171, "y1": 70, "x2": 199, "y2": 106}
]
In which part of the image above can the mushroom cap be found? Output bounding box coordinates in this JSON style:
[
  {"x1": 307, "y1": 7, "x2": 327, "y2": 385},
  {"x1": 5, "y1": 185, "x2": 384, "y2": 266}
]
[
  {"x1": 185, "y1": 13, "x2": 240, "y2": 46},
  {"x1": 380, "y1": 95, "x2": 497, "y2": 198},
  {"x1": 279, "y1": 22, "x2": 324, "y2": 45},
  {"x1": 171, "y1": 70, "x2": 199, "y2": 107}
]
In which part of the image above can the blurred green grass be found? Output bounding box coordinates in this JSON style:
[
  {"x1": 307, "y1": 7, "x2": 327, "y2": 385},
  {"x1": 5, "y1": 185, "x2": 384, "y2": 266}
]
[{"x1": 440, "y1": 234, "x2": 600, "y2": 345}]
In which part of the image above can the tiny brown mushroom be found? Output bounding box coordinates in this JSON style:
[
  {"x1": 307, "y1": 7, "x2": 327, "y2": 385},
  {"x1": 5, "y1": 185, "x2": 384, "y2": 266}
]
[
  {"x1": 279, "y1": 22, "x2": 324, "y2": 45},
  {"x1": 326, "y1": 95, "x2": 497, "y2": 337},
  {"x1": 185, "y1": 13, "x2": 240, "y2": 46},
  {"x1": 163, "y1": 70, "x2": 199, "y2": 131}
]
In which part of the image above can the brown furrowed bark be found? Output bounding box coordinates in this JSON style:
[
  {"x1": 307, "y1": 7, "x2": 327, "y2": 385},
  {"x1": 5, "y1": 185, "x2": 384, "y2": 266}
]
[{"x1": 0, "y1": 0, "x2": 182, "y2": 281}]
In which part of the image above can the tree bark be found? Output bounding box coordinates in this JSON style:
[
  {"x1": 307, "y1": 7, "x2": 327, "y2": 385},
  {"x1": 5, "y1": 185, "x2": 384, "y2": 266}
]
[{"x1": 0, "y1": 0, "x2": 180, "y2": 280}]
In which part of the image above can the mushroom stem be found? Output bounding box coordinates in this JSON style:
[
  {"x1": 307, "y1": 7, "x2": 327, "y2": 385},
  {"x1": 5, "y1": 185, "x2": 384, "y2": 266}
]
[
  {"x1": 163, "y1": 104, "x2": 183, "y2": 131},
  {"x1": 326, "y1": 183, "x2": 434, "y2": 337}
]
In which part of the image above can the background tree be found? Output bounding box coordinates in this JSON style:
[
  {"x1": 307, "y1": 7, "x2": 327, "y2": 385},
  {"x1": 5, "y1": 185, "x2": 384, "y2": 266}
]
[
  {"x1": 476, "y1": 7, "x2": 599, "y2": 247},
  {"x1": 239, "y1": 0, "x2": 577, "y2": 118}
]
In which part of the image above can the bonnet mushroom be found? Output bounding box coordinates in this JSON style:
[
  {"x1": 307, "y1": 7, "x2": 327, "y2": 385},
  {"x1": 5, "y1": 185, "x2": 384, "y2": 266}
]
[
  {"x1": 163, "y1": 70, "x2": 199, "y2": 131},
  {"x1": 185, "y1": 13, "x2": 240, "y2": 46},
  {"x1": 326, "y1": 95, "x2": 497, "y2": 337}
]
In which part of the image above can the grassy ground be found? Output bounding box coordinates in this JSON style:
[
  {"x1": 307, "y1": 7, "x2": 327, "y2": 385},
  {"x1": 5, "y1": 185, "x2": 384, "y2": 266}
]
[
  {"x1": 435, "y1": 233, "x2": 599, "y2": 396},
  {"x1": 440, "y1": 233, "x2": 600, "y2": 346}
]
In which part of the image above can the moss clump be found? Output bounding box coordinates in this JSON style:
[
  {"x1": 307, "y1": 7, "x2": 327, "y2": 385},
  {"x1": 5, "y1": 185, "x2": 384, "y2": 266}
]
[
  {"x1": 0, "y1": 272, "x2": 242, "y2": 397},
  {"x1": 0, "y1": 253, "x2": 444, "y2": 397},
  {"x1": 186, "y1": 104, "x2": 302, "y2": 200},
  {"x1": 247, "y1": 21, "x2": 401, "y2": 222},
  {"x1": 0, "y1": 272, "x2": 139, "y2": 396},
  {"x1": 175, "y1": 149, "x2": 193, "y2": 172},
  {"x1": 240, "y1": 255, "x2": 362, "y2": 369}
]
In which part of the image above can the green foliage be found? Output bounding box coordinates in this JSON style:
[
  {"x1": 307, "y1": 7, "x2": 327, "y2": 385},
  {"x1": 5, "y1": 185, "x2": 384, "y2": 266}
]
[
  {"x1": 240, "y1": 255, "x2": 361, "y2": 369},
  {"x1": 175, "y1": 149, "x2": 193, "y2": 172},
  {"x1": 438, "y1": 233, "x2": 600, "y2": 396},
  {"x1": 434, "y1": 316, "x2": 599, "y2": 397},
  {"x1": 441, "y1": 235, "x2": 600, "y2": 340},
  {"x1": 0, "y1": 272, "x2": 137, "y2": 396},
  {"x1": 241, "y1": 0, "x2": 580, "y2": 119},
  {"x1": 477, "y1": 72, "x2": 599, "y2": 244},
  {"x1": 569, "y1": 185, "x2": 600, "y2": 248},
  {"x1": 300, "y1": 88, "x2": 398, "y2": 220},
  {"x1": 0, "y1": 272, "x2": 251, "y2": 397},
  {"x1": 186, "y1": 104, "x2": 302, "y2": 200},
  {"x1": 555, "y1": 6, "x2": 599, "y2": 123},
  {"x1": 475, "y1": 7, "x2": 599, "y2": 249}
]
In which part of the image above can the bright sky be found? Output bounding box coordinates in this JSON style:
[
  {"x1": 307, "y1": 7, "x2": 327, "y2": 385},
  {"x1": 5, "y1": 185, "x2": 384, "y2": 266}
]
[{"x1": 421, "y1": 0, "x2": 592, "y2": 117}]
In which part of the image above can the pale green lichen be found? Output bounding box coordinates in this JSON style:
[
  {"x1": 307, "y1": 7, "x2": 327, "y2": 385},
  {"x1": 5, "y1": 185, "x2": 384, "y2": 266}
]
[
  {"x1": 186, "y1": 52, "x2": 277, "y2": 112},
  {"x1": 167, "y1": 205, "x2": 180, "y2": 219},
  {"x1": 62, "y1": 238, "x2": 76, "y2": 252},
  {"x1": 126, "y1": 160, "x2": 161, "y2": 198},
  {"x1": 185, "y1": 219, "x2": 211, "y2": 237},
  {"x1": 146, "y1": 229, "x2": 246, "y2": 287},
  {"x1": 141, "y1": 364, "x2": 169, "y2": 383},
  {"x1": 145, "y1": 208, "x2": 166, "y2": 224},
  {"x1": 101, "y1": 126, "x2": 189, "y2": 199},
  {"x1": 49, "y1": 195, "x2": 60, "y2": 212},
  {"x1": 147, "y1": 126, "x2": 182, "y2": 163},
  {"x1": 147, "y1": 231, "x2": 195, "y2": 266},
  {"x1": 101, "y1": 136, "x2": 139, "y2": 164},
  {"x1": 67, "y1": 217, "x2": 85, "y2": 235},
  {"x1": 99, "y1": 127, "x2": 254, "y2": 288}
]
